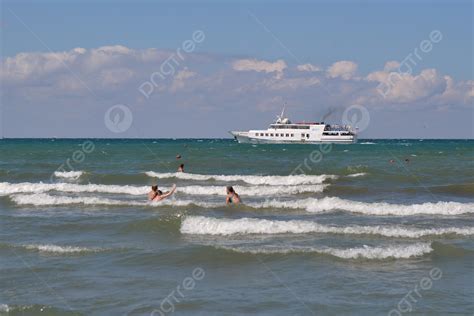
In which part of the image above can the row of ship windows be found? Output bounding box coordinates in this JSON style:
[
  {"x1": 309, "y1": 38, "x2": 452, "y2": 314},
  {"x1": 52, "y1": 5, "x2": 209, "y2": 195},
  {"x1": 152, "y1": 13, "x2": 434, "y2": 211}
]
[
  {"x1": 255, "y1": 133, "x2": 310, "y2": 138},
  {"x1": 322, "y1": 132, "x2": 353, "y2": 136}
]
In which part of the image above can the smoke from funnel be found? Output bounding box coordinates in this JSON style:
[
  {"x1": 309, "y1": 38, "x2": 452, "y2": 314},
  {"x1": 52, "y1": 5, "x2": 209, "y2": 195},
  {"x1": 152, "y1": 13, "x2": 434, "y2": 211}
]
[{"x1": 321, "y1": 107, "x2": 338, "y2": 121}]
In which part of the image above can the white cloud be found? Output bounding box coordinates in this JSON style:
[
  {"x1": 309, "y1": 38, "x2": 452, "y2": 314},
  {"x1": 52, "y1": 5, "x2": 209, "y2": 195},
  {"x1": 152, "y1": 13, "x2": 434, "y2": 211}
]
[
  {"x1": 384, "y1": 61, "x2": 400, "y2": 72},
  {"x1": 170, "y1": 68, "x2": 197, "y2": 92},
  {"x1": 232, "y1": 58, "x2": 287, "y2": 78},
  {"x1": 326, "y1": 60, "x2": 358, "y2": 80},
  {"x1": 296, "y1": 63, "x2": 321, "y2": 72},
  {"x1": 1, "y1": 45, "x2": 471, "y2": 113},
  {"x1": 366, "y1": 68, "x2": 454, "y2": 104}
]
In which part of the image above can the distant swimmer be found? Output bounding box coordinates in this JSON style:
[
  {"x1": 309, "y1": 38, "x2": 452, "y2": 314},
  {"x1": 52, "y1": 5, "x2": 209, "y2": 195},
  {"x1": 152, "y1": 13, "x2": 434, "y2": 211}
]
[
  {"x1": 153, "y1": 184, "x2": 177, "y2": 202},
  {"x1": 178, "y1": 163, "x2": 184, "y2": 172},
  {"x1": 148, "y1": 185, "x2": 159, "y2": 201},
  {"x1": 176, "y1": 154, "x2": 182, "y2": 159},
  {"x1": 226, "y1": 186, "x2": 241, "y2": 205},
  {"x1": 389, "y1": 159, "x2": 395, "y2": 164},
  {"x1": 405, "y1": 158, "x2": 410, "y2": 163}
]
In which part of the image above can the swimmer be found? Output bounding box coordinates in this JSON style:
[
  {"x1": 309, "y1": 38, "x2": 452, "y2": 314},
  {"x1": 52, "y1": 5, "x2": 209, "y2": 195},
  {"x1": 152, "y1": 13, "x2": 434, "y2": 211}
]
[
  {"x1": 226, "y1": 186, "x2": 241, "y2": 205},
  {"x1": 148, "y1": 185, "x2": 159, "y2": 201},
  {"x1": 153, "y1": 184, "x2": 177, "y2": 202},
  {"x1": 177, "y1": 163, "x2": 184, "y2": 172},
  {"x1": 176, "y1": 154, "x2": 182, "y2": 159}
]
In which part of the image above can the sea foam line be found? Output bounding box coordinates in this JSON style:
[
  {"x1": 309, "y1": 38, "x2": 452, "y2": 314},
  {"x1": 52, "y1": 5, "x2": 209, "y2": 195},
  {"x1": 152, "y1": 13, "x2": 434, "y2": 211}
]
[
  {"x1": 10, "y1": 193, "x2": 216, "y2": 208},
  {"x1": 23, "y1": 244, "x2": 102, "y2": 254},
  {"x1": 0, "y1": 182, "x2": 326, "y2": 197},
  {"x1": 181, "y1": 216, "x2": 474, "y2": 237},
  {"x1": 218, "y1": 243, "x2": 433, "y2": 259},
  {"x1": 53, "y1": 171, "x2": 84, "y2": 179},
  {"x1": 252, "y1": 197, "x2": 474, "y2": 216},
  {"x1": 10, "y1": 193, "x2": 474, "y2": 216},
  {"x1": 145, "y1": 171, "x2": 337, "y2": 185}
]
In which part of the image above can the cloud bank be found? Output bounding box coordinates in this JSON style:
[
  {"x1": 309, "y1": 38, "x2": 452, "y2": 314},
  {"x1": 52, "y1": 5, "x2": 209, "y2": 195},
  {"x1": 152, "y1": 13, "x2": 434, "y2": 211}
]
[{"x1": 1, "y1": 45, "x2": 472, "y2": 137}]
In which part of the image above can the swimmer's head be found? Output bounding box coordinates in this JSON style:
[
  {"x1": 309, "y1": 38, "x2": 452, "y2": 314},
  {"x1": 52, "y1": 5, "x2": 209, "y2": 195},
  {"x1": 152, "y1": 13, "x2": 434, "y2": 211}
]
[
  {"x1": 157, "y1": 190, "x2": 163, "y2": 195},
  {"x1": 226, "y1": 186, "x2": 234, "y2": 194},
  {"x1": 151, "y1": 185, "x2": 158, "y2": 192}
]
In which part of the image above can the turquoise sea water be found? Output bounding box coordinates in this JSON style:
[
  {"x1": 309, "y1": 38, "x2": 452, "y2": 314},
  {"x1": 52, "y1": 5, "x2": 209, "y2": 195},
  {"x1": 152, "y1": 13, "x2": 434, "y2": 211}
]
[{"x1": 0, "y1": 139, "x2": 473, "y2": 315}]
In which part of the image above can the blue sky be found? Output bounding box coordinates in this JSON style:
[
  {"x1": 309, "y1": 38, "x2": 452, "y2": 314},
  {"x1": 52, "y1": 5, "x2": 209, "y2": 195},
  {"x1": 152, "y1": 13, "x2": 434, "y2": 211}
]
[{"x1": 1, "y1": 0, "x2": 473, "y2": 138}]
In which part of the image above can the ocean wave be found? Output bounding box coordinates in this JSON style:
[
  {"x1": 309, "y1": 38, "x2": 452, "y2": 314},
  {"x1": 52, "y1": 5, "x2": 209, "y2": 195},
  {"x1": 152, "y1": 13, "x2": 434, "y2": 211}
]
[
  {"x1": 360, "y1": 142, "x2": 376, "y2": 145},
  {"x1": 0, "y1": 304, "x2": 9, "y2": 312},
  {"x1": 0, "y1": 182, "x2": 326, "y2": 197},
  {"x1": 252, "y1": 197, "x2": 474, "y2": 216},
  {"x1": 218, "y1": 243, "x2": 433, "y2": 259},
  {"x1": 53, "y1": 170, "x2": 84, "y2": 179},
  {"x1": 10, "y1": 193, "x2": 146, "y2": 206},
  {"x1": 9, "y1": 193, "x2": 216, "y2": 208},
  {"x1": 0, "y1": 181, "x2": 148, "y2": 196},
  {"x1": 23, "y1": 244, "x2": 102, "y2": 254},
  {"x1": 145, "y1": 171, "x2": 337, "y2": 185},
  {"x1": 10, "y1": 193, "x2": 474, "y2": 216},
  {"x1": 181, "y1": 216, "x2": 474, "y2": 237},
  {"x1": 346, "y1": 172, "x2": 367, "y2": 178},
  {"x1": 178, "y1": 184, "x2": 326, "y2": 196}
]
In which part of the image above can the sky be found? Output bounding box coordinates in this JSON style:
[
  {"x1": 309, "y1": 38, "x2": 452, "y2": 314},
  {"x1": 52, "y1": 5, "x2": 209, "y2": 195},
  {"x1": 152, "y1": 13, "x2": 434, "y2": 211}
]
[{"x1": 0, "y1": 0, "x2": 473, "y2": 138}]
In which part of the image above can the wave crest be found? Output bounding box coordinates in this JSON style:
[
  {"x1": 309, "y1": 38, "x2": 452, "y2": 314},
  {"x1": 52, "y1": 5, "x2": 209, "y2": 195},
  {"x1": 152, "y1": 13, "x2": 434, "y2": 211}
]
[
  {"x1": 181, "y1": 216, "x2": 474, "y2": 237},
  {"x1": 145, "y1": 171, "x2": 337, "y2": 185},
  {"x1": 53, "y1": 171, "x2": 84, "y2": 179},
  {"x1": 218, "y1": 243, "x2": 433, "y2": 259}
]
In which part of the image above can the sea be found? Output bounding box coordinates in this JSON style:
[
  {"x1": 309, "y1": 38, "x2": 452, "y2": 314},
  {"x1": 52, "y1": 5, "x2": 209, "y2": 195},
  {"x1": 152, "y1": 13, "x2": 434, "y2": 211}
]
[{"x1": 0, "y1": 139, "x2": 473, "y2": 315}]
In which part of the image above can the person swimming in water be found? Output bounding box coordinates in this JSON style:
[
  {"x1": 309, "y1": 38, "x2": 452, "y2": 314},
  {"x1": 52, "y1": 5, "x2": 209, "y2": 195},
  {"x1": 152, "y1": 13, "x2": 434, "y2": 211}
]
[
  {"x1": 177, "y1": 163, "x2": 184, "y2": 172},
  {"x1": 226, "y1": 186, "x2": 241, "y2": 205},
  {"x1": 153, "y1": 184, "x2": 177, "y2": 202},
  {"x1": 148, "y1": 185, "x2": 159, "y2": 201}
]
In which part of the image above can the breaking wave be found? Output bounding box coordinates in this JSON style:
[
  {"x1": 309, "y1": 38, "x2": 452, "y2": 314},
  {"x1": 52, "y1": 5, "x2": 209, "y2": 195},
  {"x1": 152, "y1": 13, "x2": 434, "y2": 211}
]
[
  {"x1": 0, "y1": 182, "x2": 326, "y2": 197},
  {"x1": 181, "y1": 216, "x2": 474, "y2": 237},
  {"x1": 346, "y1": 172, "x2": 367, "y2": 178},
  {"x1": 53, "y1": 171, "x2": 83, "y2": 179},
  {"x1": 145, "y1": 171, "x2": 337, "y2": 185},
  {"x1": 9, "y1": 193, "x2": 474, "y2": 216},
  {"x1": 218, "y1": 243, "x2": 433, "y2": 259},
  {"x1": 252, "y1": 197, "x2": 474, "y2": 216},
  {"x1": 9, "y1": 193, "x2": 216, "y2": 208},
  {"x1": 23, "y1": 244, "x2": 102, "y2": 254}
]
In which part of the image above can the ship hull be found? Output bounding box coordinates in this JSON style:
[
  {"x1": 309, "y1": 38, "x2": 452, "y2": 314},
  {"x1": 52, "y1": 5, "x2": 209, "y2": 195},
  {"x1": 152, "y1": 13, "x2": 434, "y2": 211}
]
[{"x1": 230, "y1": 131, "x2": 357, "y2": 144}]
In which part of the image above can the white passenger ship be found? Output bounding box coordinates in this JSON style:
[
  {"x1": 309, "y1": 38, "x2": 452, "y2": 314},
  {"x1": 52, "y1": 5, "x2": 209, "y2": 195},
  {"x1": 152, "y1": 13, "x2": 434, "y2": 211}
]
[{"x1": 230, "y1": 109, "x2": 357, "y2": 144}]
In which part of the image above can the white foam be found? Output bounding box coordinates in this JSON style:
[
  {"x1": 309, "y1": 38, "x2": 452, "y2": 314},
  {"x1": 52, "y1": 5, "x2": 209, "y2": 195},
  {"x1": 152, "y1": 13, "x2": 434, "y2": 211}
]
[
  {"x1": 0, "y1": 182, "x2": 325, "y2": 197},
  {"x1": 0, "y1": 304, "x2": 10, "y2": 312},
  {"x1": 0, "y1": 182, "x2": 148, "y2": 196},
  {"x1": 145, "y1": 171, "x2": 337, "y2": 185},
  {"x1": 346, "y1": 172, "x2": 367, "y2": 178},
  {"x1": 360, "y1": 142, "x2": 376, "y2": 145},
  {"x1": 178, "y1": 184, "x2": 326, "y2": 196},
  {"x1": 252, "y1": 197, "x2": 474, "y2": 216},
  {"x1": 54, "y1": 171, "x2": 84, "y2": 179},
  {"x1": 23, "y1": 244, "x2": 101, "y2": 254},
  {"x1": 10, "y1": 193, "x2": 217, "y2": 208},
  {"x1": 219, "y1": 243, "x2": 433, "y2": 259},
  {"x1": 181, "y1": 216, "x2": 474, "y2": 237}
]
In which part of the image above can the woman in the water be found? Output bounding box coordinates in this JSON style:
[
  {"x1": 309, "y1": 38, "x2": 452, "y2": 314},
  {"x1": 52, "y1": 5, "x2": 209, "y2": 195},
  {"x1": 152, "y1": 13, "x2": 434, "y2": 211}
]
[{"x1": 226, "y1": 186, "x2": 241, "y2": 205}]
